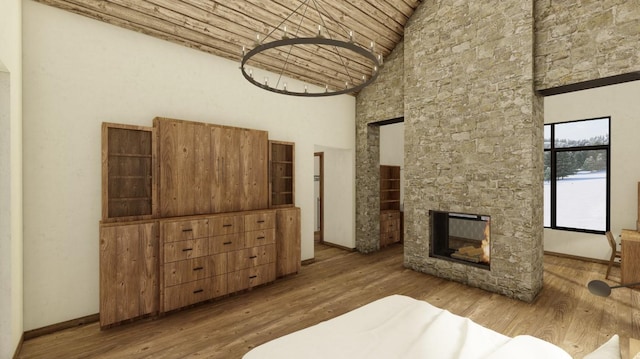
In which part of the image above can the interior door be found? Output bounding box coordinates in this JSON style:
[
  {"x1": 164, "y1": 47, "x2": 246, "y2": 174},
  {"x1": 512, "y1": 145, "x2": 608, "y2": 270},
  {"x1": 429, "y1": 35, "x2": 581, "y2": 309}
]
[{"x1": 314, "y1": 152, "x2": 324, "y2": 242}]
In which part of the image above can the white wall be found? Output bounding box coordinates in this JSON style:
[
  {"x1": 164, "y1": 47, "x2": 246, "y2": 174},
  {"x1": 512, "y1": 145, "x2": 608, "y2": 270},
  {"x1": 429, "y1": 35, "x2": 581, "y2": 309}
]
[
  {"x1": 380, "y1": 122, "x2": 404, "y2": 209},
  {"x1": 314, "y1": 146, "x2": 356, "y2": 248},
  {"x1": 0, "y1": 0, "x2": 23, "y2": 357},
  {"x1": 544, "y1": 80, "x2": 640, "y2": 260},
  {"x1": 22, "y1": 0, "x2": 355, "y2": 331}
]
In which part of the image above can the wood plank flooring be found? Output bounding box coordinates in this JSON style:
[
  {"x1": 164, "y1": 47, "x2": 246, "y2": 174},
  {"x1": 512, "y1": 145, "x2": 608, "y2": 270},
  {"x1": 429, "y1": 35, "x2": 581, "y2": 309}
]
[{"x1": 18, "y1": 243, "x2": 640, "y2": 358}]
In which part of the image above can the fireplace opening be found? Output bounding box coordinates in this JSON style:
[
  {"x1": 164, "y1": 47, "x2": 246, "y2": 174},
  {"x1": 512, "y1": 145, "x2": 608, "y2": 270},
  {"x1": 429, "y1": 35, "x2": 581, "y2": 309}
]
[{"x1": 430, "y1": 210, "x2": 490, "y2": 269}]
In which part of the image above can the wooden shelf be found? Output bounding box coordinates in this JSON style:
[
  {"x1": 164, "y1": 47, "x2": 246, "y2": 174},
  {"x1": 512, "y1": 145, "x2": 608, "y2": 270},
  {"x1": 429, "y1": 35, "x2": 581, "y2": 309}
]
[
  {"x1": 102, "y1": 123, "x2": 156, "y2": 220},
  {"x1": 269, "y1": 141, "x2": 295, "y2": 208},
  {"x1": 380, "y1": 165, "x2": 402, "y2": 247}
]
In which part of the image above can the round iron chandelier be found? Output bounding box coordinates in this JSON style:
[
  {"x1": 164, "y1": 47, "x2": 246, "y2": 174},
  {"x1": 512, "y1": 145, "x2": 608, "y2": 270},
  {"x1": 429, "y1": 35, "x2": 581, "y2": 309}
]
[{"x1": 240, "y1": 0, "x2": 382, "y2": 97}]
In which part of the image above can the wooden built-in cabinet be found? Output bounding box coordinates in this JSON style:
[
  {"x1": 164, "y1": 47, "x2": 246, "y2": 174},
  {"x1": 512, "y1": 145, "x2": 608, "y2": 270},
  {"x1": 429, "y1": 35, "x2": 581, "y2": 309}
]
[
  {"x1": 100, "y1": 117, "x2": 300, "y2": 328},
  {"x1": 380, "y1": 165, "x2": 402, "y2": 247},
  {"x1": 99, "y1": 221, "x2": 158, "y2": 327},
  {"x1": 102, "y1": 123, "x2": 157, "y2": 221},
  {"x1": 269, "y1": 141, "x2": 295, "y2": 208}
]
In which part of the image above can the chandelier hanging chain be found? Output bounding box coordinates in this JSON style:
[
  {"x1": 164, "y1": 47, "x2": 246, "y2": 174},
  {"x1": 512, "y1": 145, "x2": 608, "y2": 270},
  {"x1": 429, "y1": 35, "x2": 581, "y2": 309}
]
[
  {"x1": 310, "y1": 0, "x2": 357, "y2": 86},
  {"x1": 275, "y1": 0, "x2": 310, "y2": 90},
  {"x1": 240, "y1": 0, "x2": 381, "y2": 97}
]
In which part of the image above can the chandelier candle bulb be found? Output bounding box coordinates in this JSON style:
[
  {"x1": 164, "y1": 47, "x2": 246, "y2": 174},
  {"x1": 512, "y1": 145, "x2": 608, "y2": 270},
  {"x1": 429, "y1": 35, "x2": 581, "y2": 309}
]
[
  {"x1": 283, "y1": 25, "x2": 288, "y2": 39},
  {"x1": 349, "y1": 30, "x2": 353, "y2": 42},
  {"x1": 317, "y1": 25, "x2": 322, "y2": 37},
  {"x1": 264, "y1": 77, "x2": 268, "y2": 86}
]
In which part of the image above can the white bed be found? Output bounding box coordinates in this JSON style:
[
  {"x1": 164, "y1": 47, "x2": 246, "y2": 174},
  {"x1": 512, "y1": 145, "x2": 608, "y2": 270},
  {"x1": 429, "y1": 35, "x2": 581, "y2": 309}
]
[{"x1": 243, "y1": 295, "x2": 620, "y2": 359}]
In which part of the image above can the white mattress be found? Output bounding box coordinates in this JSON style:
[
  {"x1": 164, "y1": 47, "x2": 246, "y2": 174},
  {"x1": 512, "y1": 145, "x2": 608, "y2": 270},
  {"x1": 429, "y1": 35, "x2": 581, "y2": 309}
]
[{"x1": 243, "y1": 294, "x2": 572, "y2": 359}]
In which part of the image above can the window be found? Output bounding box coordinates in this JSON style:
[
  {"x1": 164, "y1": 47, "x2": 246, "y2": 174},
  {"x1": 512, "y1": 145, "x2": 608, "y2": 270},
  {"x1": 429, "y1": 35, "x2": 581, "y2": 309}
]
[{"x1": 544, "y1": 117, "x2": 610, "y2": 233}]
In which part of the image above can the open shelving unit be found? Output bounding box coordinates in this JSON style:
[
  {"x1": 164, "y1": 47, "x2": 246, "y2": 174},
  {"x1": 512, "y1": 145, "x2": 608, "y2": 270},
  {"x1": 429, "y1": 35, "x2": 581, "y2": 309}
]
[
  {"x1": 269, "y1": 141, "x2": 295, "y2": 208},
  {"x1": 102, "y1": 123, "x2": 156, "y2": 221},
  {"x1": 380, "y1": 165, "x2": 402, "y2": 247}
]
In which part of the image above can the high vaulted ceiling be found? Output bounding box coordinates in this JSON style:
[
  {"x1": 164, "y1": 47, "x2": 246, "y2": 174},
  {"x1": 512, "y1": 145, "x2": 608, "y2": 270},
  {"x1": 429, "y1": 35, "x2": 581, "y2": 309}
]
[{"x1": 34, "y1": 0, "x2": 422, "y2": 95}]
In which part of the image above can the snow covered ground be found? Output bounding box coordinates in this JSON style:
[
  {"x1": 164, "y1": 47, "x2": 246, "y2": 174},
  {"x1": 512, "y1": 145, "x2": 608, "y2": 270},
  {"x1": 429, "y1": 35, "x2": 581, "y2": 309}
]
[{"x1": 544, "y1": 171, "x2": 606, "y2": 231}]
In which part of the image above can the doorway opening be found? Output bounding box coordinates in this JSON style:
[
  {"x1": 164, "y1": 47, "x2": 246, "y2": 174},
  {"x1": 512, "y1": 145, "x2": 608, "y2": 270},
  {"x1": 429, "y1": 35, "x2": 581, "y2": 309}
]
[{"x1": 379, "y1": 120, "x2": 404, "y2": 248}]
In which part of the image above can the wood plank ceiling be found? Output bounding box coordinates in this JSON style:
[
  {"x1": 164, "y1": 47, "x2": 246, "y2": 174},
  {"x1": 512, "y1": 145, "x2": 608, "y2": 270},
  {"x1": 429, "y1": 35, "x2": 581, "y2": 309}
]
[{"x1": 34, "y1": 0, "x2": 422, "y2": 95}]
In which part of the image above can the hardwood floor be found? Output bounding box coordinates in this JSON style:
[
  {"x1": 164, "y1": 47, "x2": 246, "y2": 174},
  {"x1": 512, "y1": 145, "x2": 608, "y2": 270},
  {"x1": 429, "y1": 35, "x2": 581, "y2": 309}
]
[{"x1": 18, "y1": 243, "x2": 640, "y2": 358}]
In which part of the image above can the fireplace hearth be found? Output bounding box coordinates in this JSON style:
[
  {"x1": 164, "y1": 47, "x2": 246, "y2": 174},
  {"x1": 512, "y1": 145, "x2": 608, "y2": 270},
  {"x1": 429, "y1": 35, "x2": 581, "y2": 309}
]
[{"x1": 430, "y1": 210, "x2": 490, "y2": 269}]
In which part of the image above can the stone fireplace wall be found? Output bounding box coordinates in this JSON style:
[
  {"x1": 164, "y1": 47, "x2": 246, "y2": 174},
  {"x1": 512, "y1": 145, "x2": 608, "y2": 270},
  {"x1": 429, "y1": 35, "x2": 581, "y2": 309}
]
[
  {"x1": 356, "y1": 0, "x2": 545, "y2": 302},
  {"x1": 402, "y1": 0, "x2": 543, "y2": 302},
  {"x1": 355, "y1": 0, "x2": 637, "y2": 301}
]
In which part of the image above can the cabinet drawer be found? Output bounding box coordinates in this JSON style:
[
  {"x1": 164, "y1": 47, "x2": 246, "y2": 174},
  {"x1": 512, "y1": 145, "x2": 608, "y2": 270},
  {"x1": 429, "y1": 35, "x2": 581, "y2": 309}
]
[
  {"x1": 163, "y1": 254, "x2": 227, "y2": 287},
  {"x1": 380, "y1": 211, "x2": 400, "y2": 221},
  {"x1": 163, "y1": 275, "x2": 227, "y2": 312},
  {"x1": 163, "y1": 219, "x2": 209, "y2": 243},
  {"x1": 380, "y1": 219, "x2": 400, "y2": 233},
  {"x1": 210, "y1": 215, "x2": 244, "y2": 236},
  {"x1": 227, "y1": 263, "x2": 276, "y2": 293},
  {"x1": 228, "y1": 244, "x2": 276, "y2": 272},
  {"x1": 164, "y1": 237, "x2": 208, "y2": 263},
  {"x1": 245, "y1": 229, "x2": 276, "y2": 248},
  {"x1": 210, "y1": 233, "x2": 245, "y2": 253},
  {"x1": 244, "y1": 211, "x2": 275, "y2": 231},
  {"x1": 381, "y1": 230, "x2": 400, "y2": 247}
]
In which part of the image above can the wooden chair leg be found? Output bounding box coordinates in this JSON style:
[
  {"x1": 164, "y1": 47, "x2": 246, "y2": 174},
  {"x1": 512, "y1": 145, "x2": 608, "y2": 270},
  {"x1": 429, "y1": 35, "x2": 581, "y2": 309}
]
[{"x1": 606, "y1": 254, "x2": 615, "y2": 279}]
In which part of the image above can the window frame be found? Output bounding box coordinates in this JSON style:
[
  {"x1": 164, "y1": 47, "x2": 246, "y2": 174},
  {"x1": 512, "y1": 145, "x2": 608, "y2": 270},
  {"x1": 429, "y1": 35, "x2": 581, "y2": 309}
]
[{"x1": 544, "y1": 117, "x2": 611, "y2": 234}]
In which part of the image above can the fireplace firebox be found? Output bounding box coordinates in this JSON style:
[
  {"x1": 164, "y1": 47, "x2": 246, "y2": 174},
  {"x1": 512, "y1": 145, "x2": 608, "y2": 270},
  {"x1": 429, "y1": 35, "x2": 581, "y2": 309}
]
[{"x1": 430, "y1": 210, "x2": 490, "y2": 269}]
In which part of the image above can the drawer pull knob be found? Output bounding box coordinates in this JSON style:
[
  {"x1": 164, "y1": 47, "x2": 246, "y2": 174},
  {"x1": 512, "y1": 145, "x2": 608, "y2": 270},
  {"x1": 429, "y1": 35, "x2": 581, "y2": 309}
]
[
  {"x1": 257, "y1": 220, "x2": 265, "y2": 223},
  {"x1": 223, "y1": 224, "x2": 233, "y2": 227},
  {"x1": 182, "y1": 228, "x2": 193, "y2": 232},
  {"x1": 223, "y1": 241, "x2": 232, "y2": 245},
  {"x1": 193, "y1": 289, "x2": 204, "y2": 294},
  {"x1": 249, "y1": 275, "x2": 257, "y2": 279},
  {"x1": 182, "y1": 248, "x2": 193, "y2": 252},
  {"x1": 257, "y1": 236, "x2": 265, "y2": 240},
  {"x1": 193, "y1": 266, "x2": 204, "y2": 271},
  {"x1": 249, "y1": 255, "x2": 258, "y2": 259}
]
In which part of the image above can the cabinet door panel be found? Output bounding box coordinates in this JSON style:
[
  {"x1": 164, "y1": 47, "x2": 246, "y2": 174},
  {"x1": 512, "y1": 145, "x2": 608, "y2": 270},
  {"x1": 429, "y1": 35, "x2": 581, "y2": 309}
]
[
  {"x1": 241, "y1": 129, "x2": 269, "y2": 210},
  {"x1": 276, "y1": 207, "x2": 301, "y2": 277},
  {"x1": 211, "y1": 126, "x2": 242, "y2": 213},
  {"x1": 100, "y1": 221, "x2": 158, "y2": 327},
  {"x1": 158, "y1": 119, "x2": 211, "y2": 217}
]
